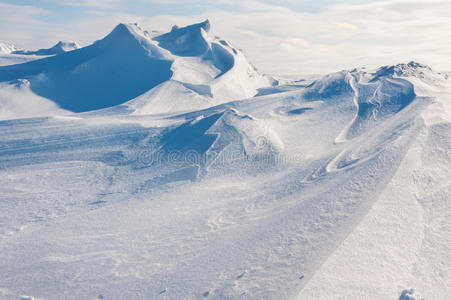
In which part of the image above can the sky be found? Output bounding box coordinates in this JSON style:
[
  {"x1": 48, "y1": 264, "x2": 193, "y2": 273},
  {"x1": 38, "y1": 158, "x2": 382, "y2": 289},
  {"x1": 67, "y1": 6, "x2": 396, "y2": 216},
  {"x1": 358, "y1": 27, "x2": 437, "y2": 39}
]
[{"x1": 0, "y1": 0, "x2": 450, "y2": 75}]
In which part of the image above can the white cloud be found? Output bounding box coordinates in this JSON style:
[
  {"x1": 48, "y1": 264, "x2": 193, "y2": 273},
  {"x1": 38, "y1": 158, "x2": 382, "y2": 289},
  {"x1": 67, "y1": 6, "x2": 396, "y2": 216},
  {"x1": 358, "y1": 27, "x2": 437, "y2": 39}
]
[
  {"x1": 0, "y1": 3, "x2": 53, "y2": 47},
  {"x1": 59, "y1": 0, "x2": 120, "y2": 8}
]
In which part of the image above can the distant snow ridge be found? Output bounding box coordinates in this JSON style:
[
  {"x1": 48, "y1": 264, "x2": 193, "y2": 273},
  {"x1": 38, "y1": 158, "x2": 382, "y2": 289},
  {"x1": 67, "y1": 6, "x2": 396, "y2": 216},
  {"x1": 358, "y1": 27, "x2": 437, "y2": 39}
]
[
  {"x1": 0, "y1": 42, "x2": 22, "y2": 54},
  {"x1": 0, "y1": 20, "x2": 272, "y2": 116},
  {"x1": 12, "y1": 41, "x2": 80, "y2": 56}
]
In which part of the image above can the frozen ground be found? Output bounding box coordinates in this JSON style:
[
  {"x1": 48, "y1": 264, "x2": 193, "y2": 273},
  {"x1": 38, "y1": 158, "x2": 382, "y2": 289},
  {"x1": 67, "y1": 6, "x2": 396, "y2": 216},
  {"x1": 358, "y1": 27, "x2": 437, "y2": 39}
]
[{"x1": 0, "y1": 22, "x2": 450, "y2": 300}]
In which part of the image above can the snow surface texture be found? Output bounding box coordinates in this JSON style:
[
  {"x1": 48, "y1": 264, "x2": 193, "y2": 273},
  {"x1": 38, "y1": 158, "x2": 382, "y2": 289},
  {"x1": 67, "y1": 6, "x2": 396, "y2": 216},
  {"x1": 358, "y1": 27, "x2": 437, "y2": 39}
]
[
  {"x1": 0, "y1": 53, "x2": 43, "y2": 68},
  {"x1": 0, "y1": 22, "x2": 450, "y2": 300}
]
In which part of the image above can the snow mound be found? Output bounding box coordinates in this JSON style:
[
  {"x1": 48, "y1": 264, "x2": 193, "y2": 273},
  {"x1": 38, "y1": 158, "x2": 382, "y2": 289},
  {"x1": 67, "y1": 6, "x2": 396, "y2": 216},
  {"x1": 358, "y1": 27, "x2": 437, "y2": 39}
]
[
  {"x1": 132, "y1": 106, "x2": 284, "y2": 186},
  {"x1": 303, "y1": 71, "x2": 352, "y2": 100},
  {"x1": 154, "y1": 20, "x2": 212, "y2": 57},
  {"x1": 204, "y1": 108, "x2": 284, "y2": 175},
  {"x1": 12, "y1": 41, "x2": 80, "y2": 56},
  {"x1": 0, "y1": 79, "x2": 68, "y2": 120},
  {"x1": 378, "y1": 61, "x2": 450, "y2": 96},
  {"x1": 303, "y1": 64, "x2": 427, "y2": 142},
  {"x1": 130, "y1": 20, "x2": 273, "y2": 114}
]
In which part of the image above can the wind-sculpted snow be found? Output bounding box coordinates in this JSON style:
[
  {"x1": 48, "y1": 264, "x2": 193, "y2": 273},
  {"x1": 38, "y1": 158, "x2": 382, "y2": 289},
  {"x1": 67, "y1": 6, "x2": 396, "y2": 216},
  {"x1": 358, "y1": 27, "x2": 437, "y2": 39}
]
[
  {"x1": 154, "y1": 20, "x2": 212, "y2": 57},
  {"x1": 303, "y1": 67, "x2": 417, "y2": 142},
  {"x1": 0, "y1": 79, "x2": 68, "y2": 120},
  {"x1": 154, "y1": 20, "x2": 234, "y2": 76},
  {"x1": 303, "y1": 71, "x2": 353, "y2": 100},
  {"x1": 0, "y1": 21, "x2": 450, "y2": 299},
  {"x1": 343, "y1": 70, "x2": 416, "y2": 141}
]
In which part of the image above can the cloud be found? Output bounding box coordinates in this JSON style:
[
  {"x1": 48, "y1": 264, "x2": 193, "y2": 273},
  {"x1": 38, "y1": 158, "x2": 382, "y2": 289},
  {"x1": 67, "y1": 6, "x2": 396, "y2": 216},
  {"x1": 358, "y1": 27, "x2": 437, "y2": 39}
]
[
  {"x1": 0, "y1": 3, "x2": 53, "y2": 46},
  {"x1": 59, "y1": 0, "x2": 120, "y2": 8}
]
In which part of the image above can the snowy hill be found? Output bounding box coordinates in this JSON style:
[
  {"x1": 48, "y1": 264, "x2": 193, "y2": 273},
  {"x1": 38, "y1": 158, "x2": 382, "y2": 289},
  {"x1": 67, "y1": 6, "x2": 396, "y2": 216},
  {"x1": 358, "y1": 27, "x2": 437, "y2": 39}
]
[
  {"x1": 0, "y1": 21, "x2": 272, "y2": 119},
  {"x1": 132, "y1": 20, "x2": 272, "y2": 114},
  {"x1": 0, "y1": 21, "x2": 450, "y2": 300}
]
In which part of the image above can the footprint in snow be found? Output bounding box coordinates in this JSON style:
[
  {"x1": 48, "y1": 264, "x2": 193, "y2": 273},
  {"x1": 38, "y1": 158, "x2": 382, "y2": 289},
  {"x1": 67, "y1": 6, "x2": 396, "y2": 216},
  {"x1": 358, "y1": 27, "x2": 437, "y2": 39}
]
[
  {"x1": 159, "y1": 288, "x2": 167, "y2": 295},
  {"x1": 399, "y1": 289, "x2": 425, "y2": 300},
  {"x1": 236, "y1": 271, "x2": 246, "y2": 279}
]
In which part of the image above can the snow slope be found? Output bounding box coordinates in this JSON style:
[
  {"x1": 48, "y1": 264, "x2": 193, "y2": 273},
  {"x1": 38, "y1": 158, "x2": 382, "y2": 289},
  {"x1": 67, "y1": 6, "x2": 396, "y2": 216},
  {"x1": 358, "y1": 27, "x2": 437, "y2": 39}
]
[
  {"x1": 0, "y1": 21, "x2": 272, "y2": 118},
  {"x1": 0, "y1": 23, "x2": 173, "y2": 113},
  {"x1": 0, "y1": 79, "x2": 68, "y2": 120},
  {"x1": 0, "y1": 56, "x2": 450, "y2": 300},
  {"x1": 0, "y1": 53, "x2": 43, "y2": 67},
  {"x1": 299, "y1": 62, "x2": 451, "y2": 300},
  {"x1": 130, "y1": 20, "x2": 272, "y2": 114}
]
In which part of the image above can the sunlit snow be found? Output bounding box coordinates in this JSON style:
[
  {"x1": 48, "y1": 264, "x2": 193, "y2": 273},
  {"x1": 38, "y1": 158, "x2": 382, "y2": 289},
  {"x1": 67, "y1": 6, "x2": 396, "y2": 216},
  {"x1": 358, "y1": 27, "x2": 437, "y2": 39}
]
[{"x1": 0, "y1": 21, "x2": 450, "y2": 300}]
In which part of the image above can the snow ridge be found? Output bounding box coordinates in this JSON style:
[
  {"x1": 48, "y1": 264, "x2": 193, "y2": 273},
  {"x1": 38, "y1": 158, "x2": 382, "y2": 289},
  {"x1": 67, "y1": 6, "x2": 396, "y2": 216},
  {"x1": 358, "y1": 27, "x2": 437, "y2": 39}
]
[
  {"x1": 12, "y1": 41, "x2": 80, "y2": 56},
  {"x1": 0, "y1": 42, "x2": 23, "y2": 54}
]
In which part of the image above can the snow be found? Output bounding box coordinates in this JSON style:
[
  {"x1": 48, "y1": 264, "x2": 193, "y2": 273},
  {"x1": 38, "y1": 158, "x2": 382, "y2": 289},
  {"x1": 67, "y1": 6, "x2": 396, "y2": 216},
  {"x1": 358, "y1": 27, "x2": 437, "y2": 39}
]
[
  {"x1": 0, "y1": 43, "x2": 43, "y2": 67},
  {"x1": 0, "y1": 42, "x2": 22, "y2": 54},
  {"x1": 0, "y1": 21, "x2": 271, "y2": 118},
  {"x1": 0, "y1": 21, "x2": 450, "y2": 300},
  {"x1": 0, "y1": 79, "x2": 68, "y2": 120},
  {"x1": 0, "y1": 41, "x2": 78, "y2": 67},
  {"x1": 12, "y1": 41, "x2": 80, "y2": 56}
]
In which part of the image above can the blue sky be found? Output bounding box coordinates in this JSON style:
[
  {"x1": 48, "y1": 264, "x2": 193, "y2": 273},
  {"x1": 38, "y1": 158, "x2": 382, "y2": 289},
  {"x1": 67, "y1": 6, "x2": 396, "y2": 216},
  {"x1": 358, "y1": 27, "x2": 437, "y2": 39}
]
[{"x1": 1, "y1": 0, "x2": 450, "y2": 75}]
